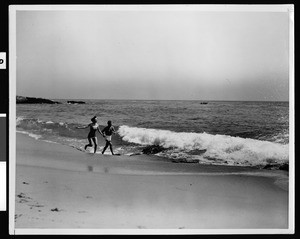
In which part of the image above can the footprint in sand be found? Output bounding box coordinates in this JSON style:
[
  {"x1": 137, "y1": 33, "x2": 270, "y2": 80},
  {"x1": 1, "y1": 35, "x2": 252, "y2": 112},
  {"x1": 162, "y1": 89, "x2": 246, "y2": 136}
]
[
  {"x1": 29, "y1": 204, "x2": 44, "y2": 209},
  {"x1": 19, "y1": 198, "x2": 30, "y2": 203},
  {"x1": 64, "y1": 186, "x2": 72, "y2": 191},
  {"x1": 51, "y1": 208, "x2": 63, "y2": 212},
  {"x1": 137, "y1": 225, "x2": 147, "y2": 229},
  {"x1": 17, "y1": 192, "x2": 31, "y2": 199},
  {"x1": 17, "y1": 193, "x2": 32, "y2": 203},
  {"x1": 175, "y1": 187, "x2": 188, "y2": 192},
  {"x1": 15, "y1": 214, "x2": 22, "y2": 220}
]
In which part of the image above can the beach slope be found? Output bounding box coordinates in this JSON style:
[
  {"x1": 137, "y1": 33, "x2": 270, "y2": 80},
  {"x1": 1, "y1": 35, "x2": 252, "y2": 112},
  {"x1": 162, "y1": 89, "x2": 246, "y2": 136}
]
[{"x1": 15, "y1": 133, "x2": 288, "y2": 230}]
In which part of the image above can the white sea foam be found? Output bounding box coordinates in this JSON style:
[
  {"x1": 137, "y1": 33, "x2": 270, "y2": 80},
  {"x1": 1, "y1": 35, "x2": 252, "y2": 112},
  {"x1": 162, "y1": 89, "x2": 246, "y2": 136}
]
[
  {"x1": 16, "y1": 130, "x2": 42, "y2": 140},
  {"x1": 118, "y1": 125, "x2": 289, "y2": 166},
  {"x1": 16, "y1": 116, "x2": 25, "y2": 126}
]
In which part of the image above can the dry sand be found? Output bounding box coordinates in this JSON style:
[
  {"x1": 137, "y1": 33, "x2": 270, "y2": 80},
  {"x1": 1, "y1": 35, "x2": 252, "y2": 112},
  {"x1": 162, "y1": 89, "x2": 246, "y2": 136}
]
[{"x1": 14, "y1": 133, "x2": 289, "y2": 231}]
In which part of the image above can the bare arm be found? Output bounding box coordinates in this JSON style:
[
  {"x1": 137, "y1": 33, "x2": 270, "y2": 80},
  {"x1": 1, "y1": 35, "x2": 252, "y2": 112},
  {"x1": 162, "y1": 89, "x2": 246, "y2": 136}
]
[
  {"x1": 101, "y1": 127, "x2": 106, "y2": 135},
  {"x1": 111, "y1": 126, "x2": 116, "y2": 134},
  {"x1": 97, "y1": 127, "x2": 104, "y2": 136}
]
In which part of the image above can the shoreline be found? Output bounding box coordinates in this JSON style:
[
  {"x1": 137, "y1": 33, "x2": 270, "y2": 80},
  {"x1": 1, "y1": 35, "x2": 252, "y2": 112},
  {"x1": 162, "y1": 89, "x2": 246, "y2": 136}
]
[
  {"x1": 16, "y1": 132, "x2": 289, "y2": 175},
  {"x1": 14, "y1": 133, "x2": 289, "y2": 229}
]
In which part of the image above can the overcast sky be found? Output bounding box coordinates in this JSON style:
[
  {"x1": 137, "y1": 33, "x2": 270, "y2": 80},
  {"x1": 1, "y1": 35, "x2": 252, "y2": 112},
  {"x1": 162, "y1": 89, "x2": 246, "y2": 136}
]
[{"x1": 16, "y1": 8, "x2": 290, "y2": 101}]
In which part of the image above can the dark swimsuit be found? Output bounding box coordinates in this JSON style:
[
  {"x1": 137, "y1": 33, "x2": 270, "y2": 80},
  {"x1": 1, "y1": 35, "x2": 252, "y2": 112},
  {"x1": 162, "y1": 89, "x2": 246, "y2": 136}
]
[{"x1": 88, "y1": 123, "x2": 98, "y2": 138}]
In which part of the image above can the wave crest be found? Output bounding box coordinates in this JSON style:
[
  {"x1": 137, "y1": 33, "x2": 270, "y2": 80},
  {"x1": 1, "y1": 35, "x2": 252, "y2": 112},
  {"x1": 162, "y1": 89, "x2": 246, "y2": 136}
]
[{"x1": 118, "y1": 125, "x2": 289, "y2": 166}]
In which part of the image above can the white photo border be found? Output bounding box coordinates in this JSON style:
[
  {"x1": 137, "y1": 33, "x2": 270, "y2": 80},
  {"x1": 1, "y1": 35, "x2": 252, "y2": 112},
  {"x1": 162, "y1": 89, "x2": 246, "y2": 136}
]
[{"x1": 9, "y1": 4, "x2": 295, "y2": 235}]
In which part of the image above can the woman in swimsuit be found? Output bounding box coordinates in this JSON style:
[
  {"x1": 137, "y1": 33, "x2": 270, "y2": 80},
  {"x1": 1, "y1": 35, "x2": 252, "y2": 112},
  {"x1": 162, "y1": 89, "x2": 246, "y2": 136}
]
[{"x1": 76, "y1": 116, "x2": 103, "y2": 153}]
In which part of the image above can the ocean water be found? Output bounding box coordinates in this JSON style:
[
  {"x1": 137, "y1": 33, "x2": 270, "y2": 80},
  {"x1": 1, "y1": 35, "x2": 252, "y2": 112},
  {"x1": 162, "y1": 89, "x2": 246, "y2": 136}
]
[{"x1": 16, "y1": 100, "x2": 289, "y2": 168}]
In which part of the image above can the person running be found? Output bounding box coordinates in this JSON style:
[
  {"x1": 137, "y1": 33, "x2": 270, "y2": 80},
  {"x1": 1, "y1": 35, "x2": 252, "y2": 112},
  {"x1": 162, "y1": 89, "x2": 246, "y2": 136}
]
[
  {"x1": 101, "y1": 120, "x2": 116, "y2": 155},
  {"x1": 76, "y1": 116, "x2": 103, "y2": 153}
]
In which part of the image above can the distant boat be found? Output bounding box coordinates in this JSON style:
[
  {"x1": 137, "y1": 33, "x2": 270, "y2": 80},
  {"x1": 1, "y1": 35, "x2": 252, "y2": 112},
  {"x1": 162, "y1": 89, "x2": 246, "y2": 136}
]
[{"x1": 200, "y1": 102, "x2": 208, "y2": 105}]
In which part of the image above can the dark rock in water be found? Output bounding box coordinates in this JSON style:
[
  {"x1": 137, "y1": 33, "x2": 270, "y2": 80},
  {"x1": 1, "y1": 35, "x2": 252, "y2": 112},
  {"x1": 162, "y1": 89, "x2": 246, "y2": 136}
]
[
  {"x1": 16, "y1": 96, "x2": 61, "y2": 104},
  {"x1": 172, "y1": 158, "x2": 199, "y2": 163},
  {"x1": 129, "y1": 153, "x2": 143, "y2": 156},
  {"x1": 67, "y1": 100, "x2": 86, "y2": 104},
  {"x1": 142, "y1": 145, "x2": 165, "y2": 155},
  {"x1": 263, "y1": 164, "x2": 276, "y2": 170},
  {"x1": 263, "y1": 163, "x2": 289, "y2": 171},
  {"x1": 189, "y1": 149, "x2": 207, "y2": 155},
  {"x1": 279, "y1": 163, "x2": 289, "y2": 171}
]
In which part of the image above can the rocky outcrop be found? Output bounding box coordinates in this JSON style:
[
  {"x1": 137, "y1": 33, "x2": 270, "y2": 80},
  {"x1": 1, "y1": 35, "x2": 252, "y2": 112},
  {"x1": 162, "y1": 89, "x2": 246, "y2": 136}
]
[
  {"x1": 171, "y1": 158, "x2": 200, "y2": 163},
  {"x1": 142, "y1": 145, "x2": 166, "y2": 155},
  {"x1": 141, "y1": 145, "x2": 199, "y2": 163},
  {"x1": 278, "y1": 163, "x2": 289, "y2": 171},
  {"x1": 67, "y1": 101, "x2": 86, "y2": 104},
  {"x1": 263, "y1": 163, "x2": 289, "y2": 171},
  {"x1": 16, "y1": 96, "x2": 61, "y2": 104}
]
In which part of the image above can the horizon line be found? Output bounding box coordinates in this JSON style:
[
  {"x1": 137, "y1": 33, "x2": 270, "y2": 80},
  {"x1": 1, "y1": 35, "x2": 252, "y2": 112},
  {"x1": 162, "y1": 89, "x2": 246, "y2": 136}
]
[{"x1": 16, "y1": 95, "x2": 289, "y2": 103}]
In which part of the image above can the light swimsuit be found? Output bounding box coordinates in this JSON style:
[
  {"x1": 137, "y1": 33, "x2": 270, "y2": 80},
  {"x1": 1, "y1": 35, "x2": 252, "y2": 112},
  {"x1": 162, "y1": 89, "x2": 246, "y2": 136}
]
[{"x1": 105, "y1": 135, "x2": 112, "y2": 141}]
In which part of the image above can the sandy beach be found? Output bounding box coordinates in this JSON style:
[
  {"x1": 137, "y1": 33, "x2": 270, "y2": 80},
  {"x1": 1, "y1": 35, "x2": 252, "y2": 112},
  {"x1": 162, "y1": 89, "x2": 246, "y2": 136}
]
[{"x1": 14, "y1": 133, "x2": 289, "y2": 230}]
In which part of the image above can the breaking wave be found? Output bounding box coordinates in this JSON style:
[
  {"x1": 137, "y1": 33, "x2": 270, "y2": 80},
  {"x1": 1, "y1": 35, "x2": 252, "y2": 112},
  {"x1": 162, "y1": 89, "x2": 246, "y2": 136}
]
[
  {"x1": 15, "y1": 117, "x2": 289, "y2": 167},
  {"x1": 118, "y1": 125, "x2": 289, "y2": 167}
]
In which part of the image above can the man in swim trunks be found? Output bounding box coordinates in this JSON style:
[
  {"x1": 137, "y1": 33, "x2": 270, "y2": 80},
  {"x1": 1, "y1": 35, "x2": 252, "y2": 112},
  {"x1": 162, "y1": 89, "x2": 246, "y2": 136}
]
[
  {"x1": 101, "y1": 120, "x2": 116, "y2": 155},
  {"x1": 76, "y1": 116, "x2": 103, "y2": 153}
]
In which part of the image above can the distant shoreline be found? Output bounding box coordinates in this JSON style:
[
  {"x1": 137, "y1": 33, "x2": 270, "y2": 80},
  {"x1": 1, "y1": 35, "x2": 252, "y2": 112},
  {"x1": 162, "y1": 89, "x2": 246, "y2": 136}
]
[{"x1": 17, "y1": 97, "x2": 289, "y2": 103}]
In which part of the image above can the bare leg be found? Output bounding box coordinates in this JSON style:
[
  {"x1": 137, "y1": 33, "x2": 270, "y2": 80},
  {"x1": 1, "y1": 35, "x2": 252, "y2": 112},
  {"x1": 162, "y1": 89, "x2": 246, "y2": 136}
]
[
  {"x1": 102, "y1": 141, "x2": 109, "y2": 154},
  {"x1": 85, "y1": 138, "x2": 93, "y2": 150},
  {"x1": 109, "y1": 142, "x2": 114, "y2": 155},
  {"x1": 92, "y1": 137, "x2": 98, "y2": 153}
]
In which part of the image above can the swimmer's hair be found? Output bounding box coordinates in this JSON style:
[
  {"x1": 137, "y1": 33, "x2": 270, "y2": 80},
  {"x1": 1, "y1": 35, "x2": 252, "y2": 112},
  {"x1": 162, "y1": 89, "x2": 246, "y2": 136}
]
[
  {"x1": 107, "y1": 120, "x2": 112, "y2": 125},
  {"x1": 91, "y1": 116, "x2": 97, "y2": 122}
]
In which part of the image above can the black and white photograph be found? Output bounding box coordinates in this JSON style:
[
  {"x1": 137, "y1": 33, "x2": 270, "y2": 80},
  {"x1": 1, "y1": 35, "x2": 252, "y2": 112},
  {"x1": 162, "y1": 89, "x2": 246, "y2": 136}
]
[{"x1": 9, "y1": 5, "x2": 294, "y2": 234}]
